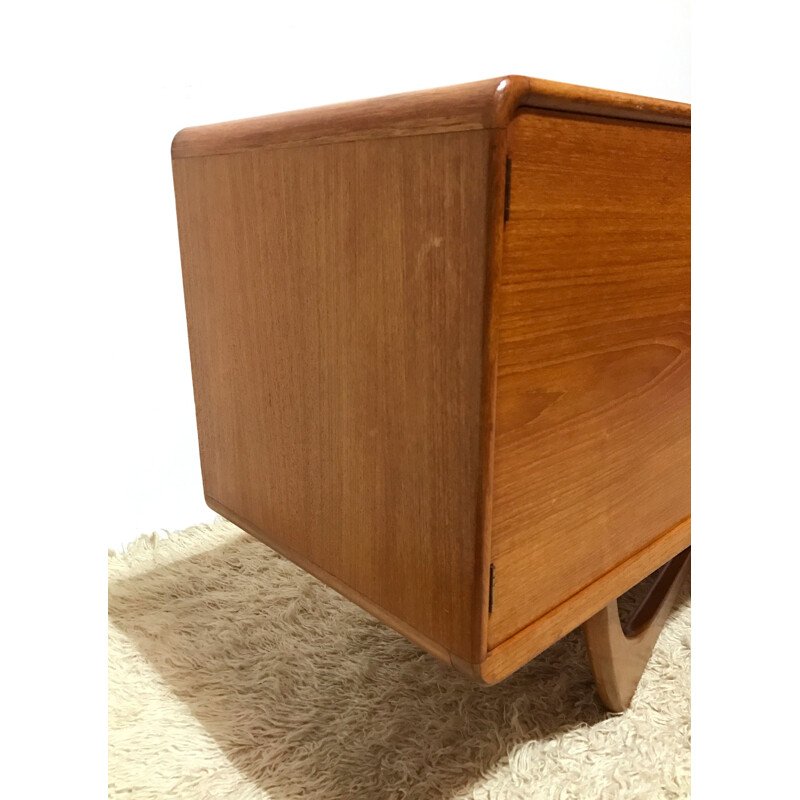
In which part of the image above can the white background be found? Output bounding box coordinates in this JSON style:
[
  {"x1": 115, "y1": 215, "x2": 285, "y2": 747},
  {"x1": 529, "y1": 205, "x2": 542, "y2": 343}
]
[{"x1": 4, "y1": 1, "x2": 800, "y2": 796}]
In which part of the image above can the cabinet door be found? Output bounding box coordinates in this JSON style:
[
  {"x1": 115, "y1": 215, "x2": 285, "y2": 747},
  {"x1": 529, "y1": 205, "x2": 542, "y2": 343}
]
[{"x1": 489, "y1": 110, "x2": 690, "y2": 650}]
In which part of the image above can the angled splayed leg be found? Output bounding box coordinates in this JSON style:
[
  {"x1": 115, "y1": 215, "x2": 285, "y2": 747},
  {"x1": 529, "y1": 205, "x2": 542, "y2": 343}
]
[{"x1": 583, "y1": 548, "x2": 691, "y2": 712}]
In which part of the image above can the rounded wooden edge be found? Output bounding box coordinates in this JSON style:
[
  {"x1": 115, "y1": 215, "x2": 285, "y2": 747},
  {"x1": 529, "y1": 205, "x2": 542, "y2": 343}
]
[
  {"x1": 475, "y1": 518, "x2": 692, "y2": 685},
  {"x1": 501, "y1": 75, "x2": 690, "y2": 129},
  {"x1": 449, "y1": 653, "x2": 492, "y2": 684},
  {"x1": 171, "y1": 77, "x2": 504, "y2": 159},
  {"x1": 171, "y1": 75, "x2": 690, "y2": 159}
]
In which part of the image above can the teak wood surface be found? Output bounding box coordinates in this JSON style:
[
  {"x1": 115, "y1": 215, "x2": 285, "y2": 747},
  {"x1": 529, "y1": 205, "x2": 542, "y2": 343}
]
[
  {"x1": 172, "y1": 76, "x2": 691, "y2": 685},
  {"x1": 174, "y1": 131, "x2": 492, "y2": 660},
  {"x1": 489, "y1": 110, "x2": 690, "y2": 650},
  {"x1": 583, "y1": 548, "x2": 691, "y2": 711}
]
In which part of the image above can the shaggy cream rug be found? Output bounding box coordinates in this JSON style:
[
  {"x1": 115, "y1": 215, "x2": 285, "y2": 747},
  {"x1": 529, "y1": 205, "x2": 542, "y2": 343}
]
[{"x1": 109, "y1": 518, "x2": 690, "y2": 799}]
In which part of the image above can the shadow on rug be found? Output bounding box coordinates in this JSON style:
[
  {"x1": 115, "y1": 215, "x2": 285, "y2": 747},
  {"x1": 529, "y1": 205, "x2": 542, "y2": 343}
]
[{"x1": 108, "y1": 518, "x2": 690, "y2": 800}]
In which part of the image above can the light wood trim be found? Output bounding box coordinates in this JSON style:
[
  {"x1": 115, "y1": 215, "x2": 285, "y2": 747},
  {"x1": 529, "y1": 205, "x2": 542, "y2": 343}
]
[
  {"x1": 172, "y1": 75, "x2": 690, "y2": 159},
  {"x1": 472, "y1": 517, "x2": 690, "y2": 684},
  {"x1": 583, "y1": 548, "x2": 691, "y2": 711}
]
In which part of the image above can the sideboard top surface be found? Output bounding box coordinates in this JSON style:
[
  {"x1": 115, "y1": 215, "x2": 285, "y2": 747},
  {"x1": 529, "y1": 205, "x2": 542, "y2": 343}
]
[{"x1": 171, "y1": 75, "x2": 690, "y2": 159}]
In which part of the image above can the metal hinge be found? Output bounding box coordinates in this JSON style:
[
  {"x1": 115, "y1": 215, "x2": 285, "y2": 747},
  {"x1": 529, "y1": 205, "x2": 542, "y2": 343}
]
[
  {"x1": 489, "y1": 563, "x2": 496, "y2": 613},
  {"x1": 503, "y1": 158, "x2": 512, "y2": 223}
]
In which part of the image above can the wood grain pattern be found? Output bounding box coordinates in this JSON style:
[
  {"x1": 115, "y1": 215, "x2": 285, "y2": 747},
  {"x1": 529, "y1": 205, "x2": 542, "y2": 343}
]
[
  {"x1": 475, "y1": 517, "x2": 690, "y2": 683},
  {"x1": 173, "y1": 78, "x2": 691, "y2": 684},
  {"x1": 173, "y1": 130, "x2": 492, "y2": 662},
  {"x1": 487, "y1": 110, "x2": 691, "y2": 651},
  {"x1": 476, "y1": 127, "x2": 510, "y2": 657},
  {"x1": 207, "y1": 494, "x2": 455, "y2": 667},
  {"x1": 583, "y1": 548, "x2": 691, "y2": 710},
  {"x1": 172, "y1": 76, "x2": 689, "y2": 159}
]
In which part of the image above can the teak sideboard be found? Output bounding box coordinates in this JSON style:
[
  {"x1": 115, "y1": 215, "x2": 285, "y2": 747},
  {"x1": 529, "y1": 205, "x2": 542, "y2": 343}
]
[{"x1": 172, "y1": 76, "x2": 690, "y2": 711}]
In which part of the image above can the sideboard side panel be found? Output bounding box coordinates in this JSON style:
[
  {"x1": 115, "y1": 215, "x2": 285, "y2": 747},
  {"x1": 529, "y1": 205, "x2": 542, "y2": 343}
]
[
  {"x1": 173, "y1": 130, "x2": 492, "y2": 661},
  {"x1": 488, "y1": 110, "x2": 690, "y2": 651}
]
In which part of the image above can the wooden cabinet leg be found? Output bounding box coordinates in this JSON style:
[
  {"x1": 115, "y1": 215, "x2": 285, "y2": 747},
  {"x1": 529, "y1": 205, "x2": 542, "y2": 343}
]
[{"x1": 582, "y1": 548, "x2": 691, "y2": 712}]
